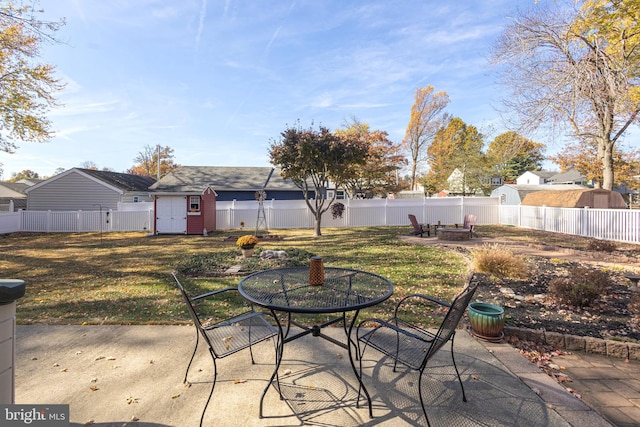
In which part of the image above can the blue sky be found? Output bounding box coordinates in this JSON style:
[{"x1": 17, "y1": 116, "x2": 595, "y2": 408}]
[{"x1": 2, "y1": 0, "x2": 555, "y2": 179}]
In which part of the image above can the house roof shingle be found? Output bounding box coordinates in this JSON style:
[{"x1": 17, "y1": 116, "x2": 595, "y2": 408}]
[
  {"x1": 149, "y1": 166, "x2": 298, "y2": 193},
  {"x1": 78, "y1": 169, "x2": 156, "y2": 192}
]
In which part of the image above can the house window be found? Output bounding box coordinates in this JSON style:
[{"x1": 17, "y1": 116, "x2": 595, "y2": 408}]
[
  {"x1": 189, "y1": 196, "x2": 201, "y2": 212},
  {"x1": 326, "y1": 190, "x2": 335, "y2": 199},
  {"x1": 336, "y1": 190, "x2": 346, "y2": 200},
  {"x1": 133, "y1": 196, "x2": 139, "y2": 203}
]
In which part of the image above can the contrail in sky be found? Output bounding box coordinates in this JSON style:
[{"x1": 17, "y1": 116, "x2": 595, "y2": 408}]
[{"x1": 195, "y1": 0, "x2": 208, "y2": 53}]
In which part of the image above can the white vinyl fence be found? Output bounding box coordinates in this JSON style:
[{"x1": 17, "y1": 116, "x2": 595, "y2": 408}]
[
  {"x1": 0, "y1": 198, "x2": 639, "y2": 244},
  {"x1": 215, "y1": 197, "x2": 499, "y2": 230}
]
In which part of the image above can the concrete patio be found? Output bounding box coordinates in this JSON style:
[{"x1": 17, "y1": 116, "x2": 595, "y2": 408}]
[{"x1": 14, "y1": 325, "x2": 611, "y2": 427}]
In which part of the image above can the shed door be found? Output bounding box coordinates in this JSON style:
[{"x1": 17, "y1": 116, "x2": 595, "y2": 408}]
[
  {"x1": 156, "y1": 196, "x2": 187, "y2": 234},
  {"x1": 593, "y1": 194, "x2": 608, "y2": 209}
]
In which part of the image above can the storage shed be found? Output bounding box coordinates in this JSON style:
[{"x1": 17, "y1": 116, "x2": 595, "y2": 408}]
[
  {"x1": 521, "y1": 188, "x2": 627, "y2": 209},
  {"x1": 491, "y1": 184, "x2": 588, "y2": 205}
]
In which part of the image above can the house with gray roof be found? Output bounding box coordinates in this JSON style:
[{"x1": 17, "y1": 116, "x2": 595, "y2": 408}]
[
  {"x1": 24, "y1": 168, "x2": 156, "y2": 211},
  {"x1": 149, "y1": 166, "x2": 305, "y2": 201},
  {"x1": 516, "y1": 170, "x2": 558, "y2": 185},
  {"x1": 0, "y1": 182, "x2": 30, "y2": 211}
]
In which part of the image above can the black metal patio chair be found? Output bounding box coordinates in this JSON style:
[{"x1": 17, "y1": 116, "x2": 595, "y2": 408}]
[
  {"x1": 171, "y1": 273, "x2": 278, "y2": 427},
  {"x1": 356, "y1": 273, "x2": 478, "y2": 427}
]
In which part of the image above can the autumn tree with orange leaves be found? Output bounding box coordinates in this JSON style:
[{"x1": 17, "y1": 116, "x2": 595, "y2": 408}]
[
  {"x1": 335, "y1": 117, "x2": 406, "y2": 198},
  {"x1": 127, "y1": 145, "x2": 179, "y2": 178},
  {"x1": 402, "y1": 86, "x2": 450, "y2": 191},
  {"x1": 550, "y1": 141, "x2": 640, "y2": 187}
]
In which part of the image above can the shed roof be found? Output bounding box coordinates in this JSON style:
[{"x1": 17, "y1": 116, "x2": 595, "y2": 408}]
[
  {"x1": 493, "y1": 184, "x2": 588, "y2": 201},
  {"x1": 521, "y1": 188, "x2": 627, "y2": 208},
  {"x1": 149, "y1": 166, "x2": 299, "y2": 193}
]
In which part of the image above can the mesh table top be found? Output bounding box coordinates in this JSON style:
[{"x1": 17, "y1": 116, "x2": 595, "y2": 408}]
[{"x1": 238, "y1": 267, "x2": 393, "y2": 314}]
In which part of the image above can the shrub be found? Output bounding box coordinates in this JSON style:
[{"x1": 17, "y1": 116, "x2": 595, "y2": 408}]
[
  {"x1": 548, "y1": 267, "x2": 610, "y2": 308},
  {"x1": 587, "y1": 239, "x2": 617, "y2": 253},
  {"x1": 331, "y1": 202, "x2": 345, "y2": 219},
  {"x1": 236, "y1": 235, "x2": 259, "y2": 249},
  {"x1": 470, "y1": 244, "x2": 528, "y2": 279}
]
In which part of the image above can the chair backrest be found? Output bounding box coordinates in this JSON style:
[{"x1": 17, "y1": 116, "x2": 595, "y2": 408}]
[
  {"x1": 463, "y1": 214, "x2": 477, "y2": 230},
  {"x1": 408, "y1": 214, "x2": 421, "y2": 232},
  {"x1": 423, "y1": 274, "x2": 478, "y2": 366},
  {"x1": 172, "y1": 273, "x2": 205, "y2": 331}
]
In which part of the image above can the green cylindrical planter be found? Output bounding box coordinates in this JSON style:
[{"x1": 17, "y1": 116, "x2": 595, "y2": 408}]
[{"x1": 468, "y1": 302, "x2": 505, "y2": 342}]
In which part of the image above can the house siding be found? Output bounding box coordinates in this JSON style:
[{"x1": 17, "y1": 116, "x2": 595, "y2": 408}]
[
  {"x1": 27, "y1": 172, "x2": 121, "y2": 211},
  {"x1": 121, "y1": 191, "x2": 153, "y2": 203},
  {"x1": 215, "y1": 190, "x2": 310, "y2": 201}
]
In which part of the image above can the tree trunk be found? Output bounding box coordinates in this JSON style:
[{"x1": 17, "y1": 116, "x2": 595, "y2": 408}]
[
  {"x1": 599, "y1": 138, "x2": 615, "y2": 191},
  {"x1": 410, "y1": 160, "x2": 418, "y2": 191},
  {"x1": 314, "y1": 213, "x2": 322, "y2": 236}
]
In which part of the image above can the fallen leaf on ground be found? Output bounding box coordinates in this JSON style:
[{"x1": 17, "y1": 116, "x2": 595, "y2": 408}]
[
  {"x1": 171, "y1": 393, "x2": 181, "y2": 399},
  {"x1": 234, "y1": 379, "x2": 247, "y2": 384},
  {"x1": 126, "y1": 396, "x2": 139, "y2": 404},
  {"x1": 89, "y1": 386, "x2": 99, "y2": 391}
]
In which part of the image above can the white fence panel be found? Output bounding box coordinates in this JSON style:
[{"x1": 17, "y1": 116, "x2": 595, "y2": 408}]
[
  {"x1": 117, "y1": 202, "x2": 154, "y2": 212},
  {"x1": 110, "y1": 211, "x2": 154, "y2": 232},
  {"x1": 0, "y1": 212, "x2": 20, "y2": 233},
  {"x1": 19, "y1": 210, "x2": 153, "y2": 232},
  {"x1": 1, "y1": 197, "x2": 639, "y2": 244}
]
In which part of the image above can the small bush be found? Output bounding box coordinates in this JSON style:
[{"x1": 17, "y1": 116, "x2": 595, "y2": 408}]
[
  {"x1": 470, "y1": 244, "x2": 528, "y2": 279},
  {"x1": 548, "y1": 267, "x2": 610, "y2": 308},
  {"x1": 587, "y1": 239, "x2": 617, "y2": 253}
]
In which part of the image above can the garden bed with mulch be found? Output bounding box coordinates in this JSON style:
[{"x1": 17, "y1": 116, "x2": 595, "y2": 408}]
[{"x1": 471, "y1": 255, "x2": 640, "y2": 343}]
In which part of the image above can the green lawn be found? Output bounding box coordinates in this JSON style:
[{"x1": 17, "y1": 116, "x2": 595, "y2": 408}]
[{"x1": 2, "y1": 225, "x2": 634, "y2": 326}]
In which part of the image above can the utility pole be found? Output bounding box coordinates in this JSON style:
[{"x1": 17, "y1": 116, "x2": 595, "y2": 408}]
[{"x1": 157, "y1": 145, "x2": 161, "y2": 180}]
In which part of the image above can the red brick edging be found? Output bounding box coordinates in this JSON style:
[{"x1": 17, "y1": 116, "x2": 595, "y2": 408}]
[{"x1": 505, "y1": 326, "x2": 640, "y2": 361}]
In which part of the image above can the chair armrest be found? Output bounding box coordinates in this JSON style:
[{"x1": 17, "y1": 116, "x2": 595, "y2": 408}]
[{"x1": 394, "y1": 293, "x2": 450, "y2": 318}]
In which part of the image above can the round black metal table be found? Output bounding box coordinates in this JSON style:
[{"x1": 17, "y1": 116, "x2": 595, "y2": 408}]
[{"x1": 238, "y1": 266, "x2": 393, "y2": 418}]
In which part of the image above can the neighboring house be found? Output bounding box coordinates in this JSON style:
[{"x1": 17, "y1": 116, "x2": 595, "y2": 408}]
[
  {"x1": 149, "y1": 166, "x2": 306, "y2": 234},
  {"x1": 0, "y1": 182, "x2": 30, "y2": 211},
  {"x1": 522, "y1": 188, "x2": 627, "y2": 209},
  {"x1": 24, "y1": 168, "x2": 156, "y2": 211},
  {"x1": 547, "y1": 169, "x2": 589, "y2": 185},
  {"x1": 491, "y1": 184, "x2": 588, "y2": 205},
  {"x1": 445, "y1": 168, "x2": 502, "y2": 196},
  {"x1": 516, "y1": 170, "x2": 557, "y2": 185}
]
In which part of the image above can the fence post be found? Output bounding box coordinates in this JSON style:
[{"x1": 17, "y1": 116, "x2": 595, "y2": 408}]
[
  {"x1": 582, "y1": 206, "x2": 589, "y2": 237},
  {"x1": 47, "y1": 210, "x2": 51, "y2": 232}
]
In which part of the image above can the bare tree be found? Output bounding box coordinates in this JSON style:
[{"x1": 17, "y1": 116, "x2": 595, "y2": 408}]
[
  {"x1": 402, "y1": 86, "x2": 450, "y2": 191},
  {"x1": 491, "y1": 2, "x2": 640, "y2": 190}
]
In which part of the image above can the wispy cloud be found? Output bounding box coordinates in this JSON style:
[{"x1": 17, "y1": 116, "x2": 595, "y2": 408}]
[{"x1": 195, "y1": 0, "x2": 208, "y2": 53}]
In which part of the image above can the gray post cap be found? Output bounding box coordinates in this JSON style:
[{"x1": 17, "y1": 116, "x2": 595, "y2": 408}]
[{"x1": 0, "y1": 279, "x2": 26, "y2": 304}]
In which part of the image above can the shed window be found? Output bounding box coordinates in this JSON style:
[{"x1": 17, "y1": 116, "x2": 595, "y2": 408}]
[{"x1": 189, "y1": 196, "x2": 201, "y2": 212}]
